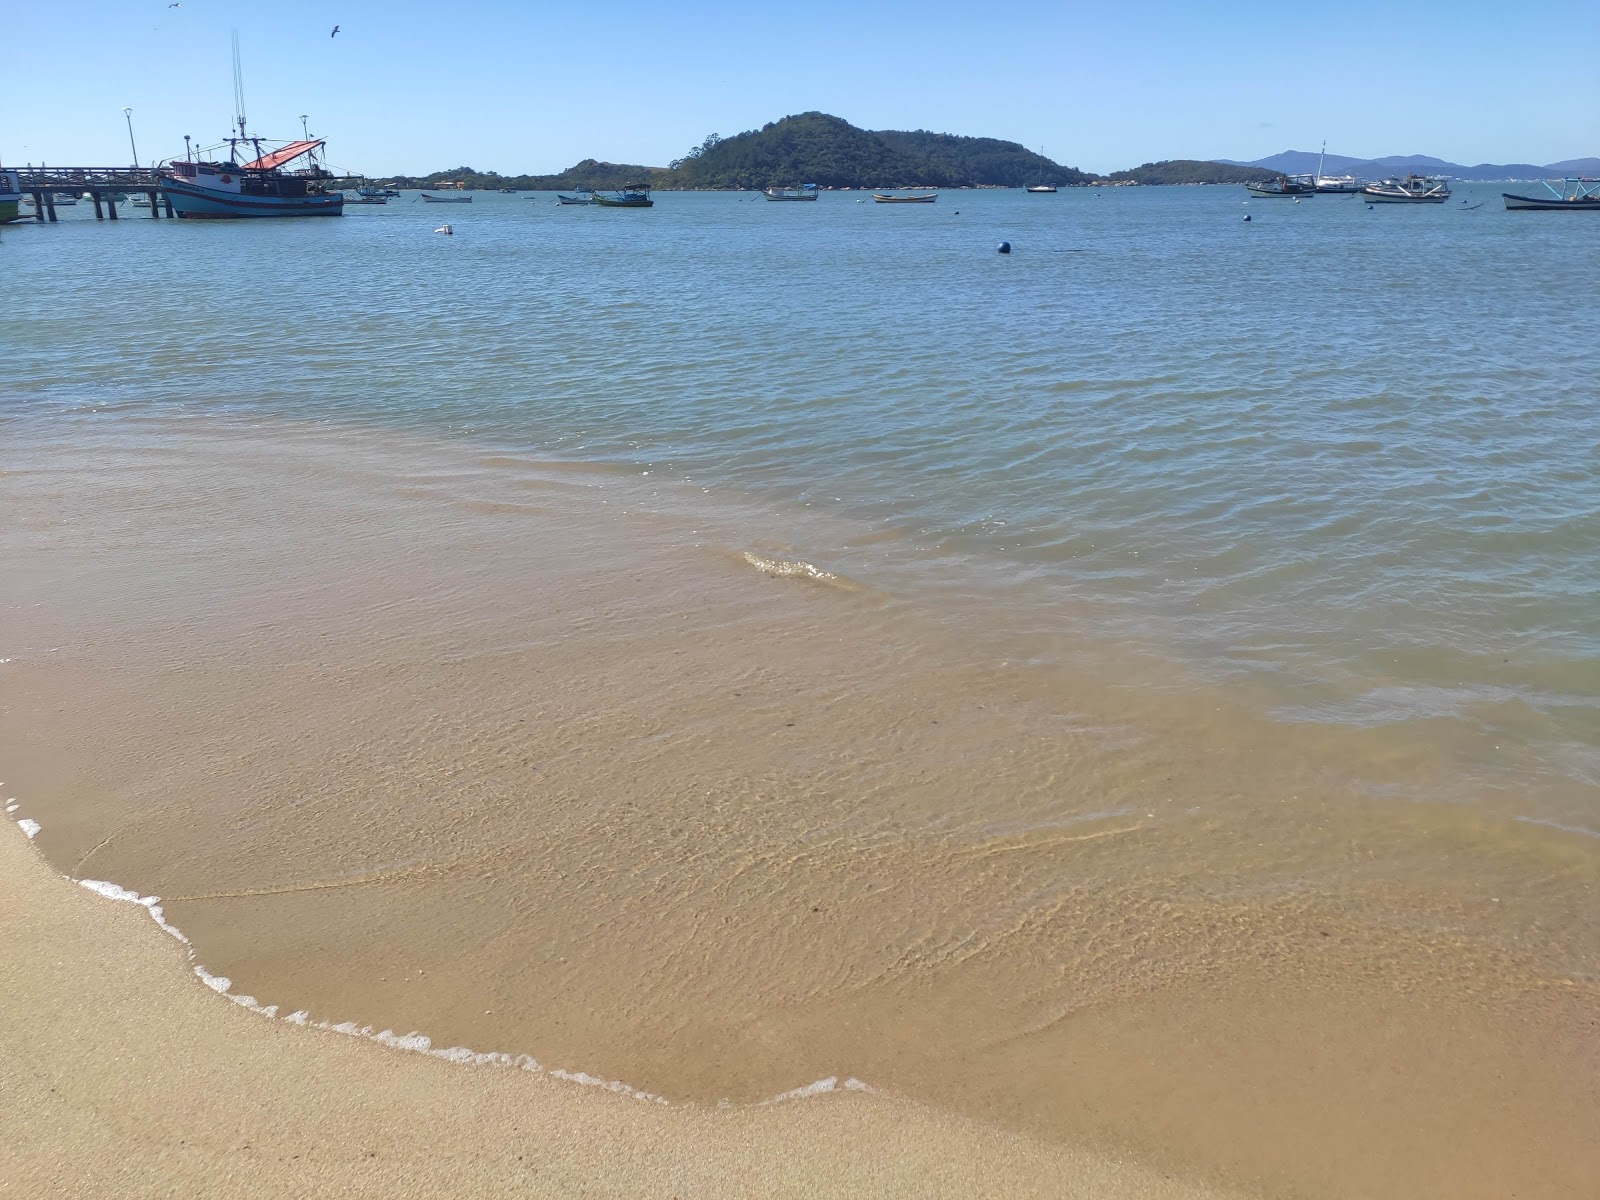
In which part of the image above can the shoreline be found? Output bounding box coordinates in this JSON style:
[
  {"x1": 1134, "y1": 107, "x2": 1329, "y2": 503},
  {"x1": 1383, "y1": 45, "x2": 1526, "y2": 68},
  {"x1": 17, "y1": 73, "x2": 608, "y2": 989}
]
[
  {"x1": 3, "y1": 413, "x2": 1597, "y2": 1199},
  {"x1": 0, "y1": 815, "x2": 1237, "y2": 1200}
]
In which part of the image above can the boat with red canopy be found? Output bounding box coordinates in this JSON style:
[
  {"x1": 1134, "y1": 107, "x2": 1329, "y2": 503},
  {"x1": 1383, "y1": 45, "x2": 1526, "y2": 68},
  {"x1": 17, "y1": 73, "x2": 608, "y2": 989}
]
[{"x1": 162, "y1": 135, "x2": 344, "y2": 219}]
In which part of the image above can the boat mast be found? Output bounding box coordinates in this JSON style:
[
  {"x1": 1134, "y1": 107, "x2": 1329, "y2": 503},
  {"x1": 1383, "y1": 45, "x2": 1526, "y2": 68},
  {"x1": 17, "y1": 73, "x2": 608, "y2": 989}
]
[{"x1": 1317, "y1": 140, "x2": 1326, "y2": 183}]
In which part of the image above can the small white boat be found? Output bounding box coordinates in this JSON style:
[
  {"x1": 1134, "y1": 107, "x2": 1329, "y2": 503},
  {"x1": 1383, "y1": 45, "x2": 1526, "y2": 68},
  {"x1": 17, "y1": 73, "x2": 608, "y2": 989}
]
[
  {"x1": 764, "y1": 184, "x2": 819, "y2": 201},
  {"x1": 420, "y1": 192, "x2": 472, "y2": 204},
  {"x1": 872, "y1": 191, "x2": 938, "y2": 203},
  {"x1": 556, "y1": 190, "x2": 594, "y2": 205},
  {"x1": 1361, "y1": 174, "x2": 1451, "y2": 203},
  {"x1": 1025, "y1": 184, "x2": 1057, "y2": 193}
]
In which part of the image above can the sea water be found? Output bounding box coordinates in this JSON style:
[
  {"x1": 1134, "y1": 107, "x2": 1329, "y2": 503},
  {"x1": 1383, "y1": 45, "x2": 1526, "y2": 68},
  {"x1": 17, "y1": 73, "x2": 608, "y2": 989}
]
[{"x1": 7, "y1": 184, "x2": 1596, "y2": 809}]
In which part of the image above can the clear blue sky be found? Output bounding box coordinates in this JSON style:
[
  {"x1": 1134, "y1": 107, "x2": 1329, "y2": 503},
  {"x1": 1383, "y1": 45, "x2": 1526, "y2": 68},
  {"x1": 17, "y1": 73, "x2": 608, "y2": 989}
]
[{"x1": 6, "y1": 0, "x2": 1596, "y2": 174}]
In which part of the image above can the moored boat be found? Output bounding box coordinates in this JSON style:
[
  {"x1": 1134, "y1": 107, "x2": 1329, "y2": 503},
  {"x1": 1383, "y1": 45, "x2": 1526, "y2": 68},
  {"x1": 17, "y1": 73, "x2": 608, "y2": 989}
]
[
  {"x1": 556, "y1": 190, "x2": 594, "y2": 205},
  {"x1": 0, "y1": 168, "x2": 21, "y2": 224},
  {"x1": 1502, "y1": 178, "x2": 1600, "y2": 211},
  {"x1": 1245, "y1": 174, "x2": 1316, "y2": 197},
  {"x1": 347, "y1": 192, "x2": 387, "y2": 205},
  {"x1": 1025, "y1": 184, "x2": 1057, "y2": 193},
  {"x1": 1361, "y1": 174, "x2": 1450, "y2": 203},
  {"x1": 763, "y1": 184, "x2": 819, "y2": 201},
  {"x1": 420, "y1": 192, "x2": 472, "y2": 203},
  {"x1": 164, "y1": 141, "x2": 345, "y2": 218},
  {"x1": 1312, "y1": 141, "x2": 1362, "y2": 193},
  {"x1": 592, "y1": 184, "x2": 653, "y2": 208},
  {"x1": 872, "y1": 191, "x2": 938, "y2": 203}
]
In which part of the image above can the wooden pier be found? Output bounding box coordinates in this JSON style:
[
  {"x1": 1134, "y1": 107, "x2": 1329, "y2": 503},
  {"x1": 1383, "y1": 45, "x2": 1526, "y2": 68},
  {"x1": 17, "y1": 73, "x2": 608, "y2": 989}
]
[{"x1": 13, "y1": 167, "x2": 175, "y2": 220}]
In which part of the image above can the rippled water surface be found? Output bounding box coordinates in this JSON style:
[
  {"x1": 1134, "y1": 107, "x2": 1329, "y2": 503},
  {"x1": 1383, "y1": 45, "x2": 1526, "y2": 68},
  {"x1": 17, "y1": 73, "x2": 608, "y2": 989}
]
[{"x1": 6, "y1": 185, "x2": 1598, "y2": 801}]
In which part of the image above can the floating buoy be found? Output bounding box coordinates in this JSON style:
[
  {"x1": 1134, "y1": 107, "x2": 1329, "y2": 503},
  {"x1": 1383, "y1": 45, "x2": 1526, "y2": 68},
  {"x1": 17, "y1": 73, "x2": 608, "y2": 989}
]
[
  {"x1": 434, "y1": 224, "x2": 453, "y2": 235},
  {"x1": 1293, "y1": 198, "x2": 1301, "y2": 204},
  {"x1": 1242, "y1": 214, "x2": 1251, "y2": 222},
  {"x1": 1366, "y1": 204, "x2": 1374, "y2": 210},
  {"x1": 997, "y1": 240, "x2": 1011, "y2": 254}
]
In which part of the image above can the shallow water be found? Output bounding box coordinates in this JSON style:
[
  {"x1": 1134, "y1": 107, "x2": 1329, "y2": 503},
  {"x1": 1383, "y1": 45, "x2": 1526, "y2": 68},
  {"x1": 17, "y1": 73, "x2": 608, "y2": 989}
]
[
  {"x1": 4, "y1": 186, "x2": 1599, "y2": 1197},
  {"x1": 7, "y1": 185, "x2": 1598, "y2": 807}
]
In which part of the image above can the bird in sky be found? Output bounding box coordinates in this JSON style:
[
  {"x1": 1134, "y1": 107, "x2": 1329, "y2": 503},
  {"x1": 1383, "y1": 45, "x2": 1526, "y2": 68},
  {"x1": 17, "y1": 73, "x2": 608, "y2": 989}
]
[
  {"x1": 331, "y1": 25, "x2": 340, "y2": 37},
  {"x1": 167, "y1": 2, "x2": 180, "y2": 7}
]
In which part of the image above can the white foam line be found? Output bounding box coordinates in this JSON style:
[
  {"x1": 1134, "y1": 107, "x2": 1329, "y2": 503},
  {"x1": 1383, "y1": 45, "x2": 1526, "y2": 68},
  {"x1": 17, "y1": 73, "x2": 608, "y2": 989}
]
[
  {"x1": 761, "y1": 1076, "x2": 872, "y2": 1104},
  {"x1": 15, "y1": 815, "x2": 873, "y2": 1109},
  {"x1": 18, "y1": 819, "x2": 41, "y2": 839}
]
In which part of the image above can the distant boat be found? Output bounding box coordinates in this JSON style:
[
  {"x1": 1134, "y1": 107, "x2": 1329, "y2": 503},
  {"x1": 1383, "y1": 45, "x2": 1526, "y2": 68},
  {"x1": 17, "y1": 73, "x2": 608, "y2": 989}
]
[
  {"x1": 499, "y1": 187, "x2": 517, "y2": 193},
  {"x1": 0, "y1": 168, "x2": 21, "y2": 224},
  {"x1": 1312, "y1": 142, "x2": 1362, "y2": 193},
  {"x1": 1361, "y1": 174, "x2": 1450, "y2": 204},
  {"x1": 764, "y1": 184, "x2": 819, "y2": 201},
  {"x1": 1025, "y1": 184, "x2": 1057, "y2": 193},
  {"x1": 52, "y1": 193, "x2": 79, "y2": 205},
  {"x1": 1245, "y1": 174, "x2": 1316, "y2": 197},
  {"x1": 872, "y1": 191, "x2": 938, "y2": 203},
  {"x1": 347, "y1": 193, "x2": 387, "y2": 205},
  {"x1": 131, "y1": 194, "x2": 152, "y2": 208},
  {"x1": 1502, "y1": 178, "x2": 1600, "y2": 211},
  {"x1": 556, "y1": 190, "x2": 594, "y2": 205},
  {"x1": 592, "y1": 184, "x2": 654, "y2": 208},
  {"x1": 421, "y1": 192, "x2": 472, "y2": 203}
]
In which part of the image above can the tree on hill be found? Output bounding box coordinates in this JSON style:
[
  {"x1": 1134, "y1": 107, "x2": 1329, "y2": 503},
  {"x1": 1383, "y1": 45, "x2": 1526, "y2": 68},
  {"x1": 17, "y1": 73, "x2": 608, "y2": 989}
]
[
  {"x1": 1105, "y1": 160, "x2": 1270, "y2": 185},
  {"x1": 669, "y1": 112, "x2": 955, "y2": 190},
  {"x1": 873, "y1": 130, "x2": 1094, "y2": 187}
]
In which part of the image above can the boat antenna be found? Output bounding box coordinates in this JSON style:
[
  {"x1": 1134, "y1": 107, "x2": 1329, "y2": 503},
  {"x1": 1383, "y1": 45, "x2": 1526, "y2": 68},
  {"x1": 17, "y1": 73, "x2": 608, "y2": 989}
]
[
  {"x1": 1317, "y1": 140, "x2": 1326, "y2": 182},
  {"x1": 231, "y1": 29, "x2": 248, "y2": 145}
]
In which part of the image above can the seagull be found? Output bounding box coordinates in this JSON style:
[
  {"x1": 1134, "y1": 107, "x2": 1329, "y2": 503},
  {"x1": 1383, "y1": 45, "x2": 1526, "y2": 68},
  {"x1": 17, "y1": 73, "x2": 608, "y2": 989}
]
[
  {"x1": 168, "y1": 2, "x2": 180, "y2": 7},
  {"x1": 331, "y1": 25, "x2": 340, "y2": 36}
]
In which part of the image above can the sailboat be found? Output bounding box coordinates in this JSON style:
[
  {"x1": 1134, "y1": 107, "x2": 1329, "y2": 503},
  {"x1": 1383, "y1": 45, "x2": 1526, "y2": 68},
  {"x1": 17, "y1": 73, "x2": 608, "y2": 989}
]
[
  {"x1": 160, "y1": 33, "x2": 344, "y2": 219},
  {"x1": 1026, "y1": 146, "x2": 1057, "y2": 192},
  {"x1": 1313, "y1": 141, "x2": 1361, "y2": 193}
]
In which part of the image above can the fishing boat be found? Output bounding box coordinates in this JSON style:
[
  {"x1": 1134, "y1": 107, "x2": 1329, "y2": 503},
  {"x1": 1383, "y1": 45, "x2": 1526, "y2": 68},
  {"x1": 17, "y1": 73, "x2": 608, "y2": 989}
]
[
  {"x1": 1502, "y1": 178, "x2": 1600, "y2": 211},
  {"x1": 872, "y1": 191, "x2": 938, "y2": 203},
  {"x1": 160, "y1": 37, "x2": 344, "y2": 219},
  {"x1": 163, "y1": 141, "x2": 345, "y2": 218},
  {"x1": 0, "y1": 169, "x2": 21, "y2": 224},
  {"x1": 556, "y1": 190, "x2": 594, "y2": 205},
  {"x1": 131, "y1": 194, "x2": 152, "y2": 208},
  {"x1": 347, "y1": 192, "x2": 387, "y2": 205},
  {"x1": 1245, "y1": 174, "x2": 1316, "y2": 197},
  {"x1": 1025, "y1": 184, "x2": 1058, "y2": 193},
  {"x1": 592, "y1": 184, "x2": 653, "y2": 208},
  {"x1": 420, "y1": 192, "x2": 472, "y2": 203},
  {"x1": 763, "y1": 184, "x2": 819, "y2": 201},
  {"x1": 52, "y1": 193, "x2": 79, "y2": 206},
  {"x1": 1361, "y1": 174, "x2": 1451, "y2": 203}
]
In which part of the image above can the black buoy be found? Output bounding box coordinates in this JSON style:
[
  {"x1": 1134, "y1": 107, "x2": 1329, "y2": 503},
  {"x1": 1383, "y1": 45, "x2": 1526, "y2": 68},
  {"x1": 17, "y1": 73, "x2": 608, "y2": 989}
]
[
  {"x1": 1367, "y1": 204, "x2": 1374, "y2": 210},
  {"x1": 997, "y1": 240, "x2": 1011, "y2": 254},
  {"x1": 1242, "y1": 214, "x2": 1251, "y2": 222}
]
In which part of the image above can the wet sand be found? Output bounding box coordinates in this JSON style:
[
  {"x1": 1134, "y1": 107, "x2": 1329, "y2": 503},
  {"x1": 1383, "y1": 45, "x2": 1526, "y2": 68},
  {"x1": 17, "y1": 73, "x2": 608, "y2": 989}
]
[
  {"x1": 0, "y1": 822, "x2": 1236, "y2": 1200},
  {"x1": 3, "y1": 414, "x2": 1597, "y2": 1198}
]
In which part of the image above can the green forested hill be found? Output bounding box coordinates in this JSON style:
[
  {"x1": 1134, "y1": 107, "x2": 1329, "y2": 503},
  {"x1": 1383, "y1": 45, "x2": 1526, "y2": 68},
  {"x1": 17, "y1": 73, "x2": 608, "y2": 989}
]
[
  {"x1": 1105, "y1": 160, "x2": 1270, "y2": 185},
  {"x1": 669, "y1": 113, "x2": 958, "y2": 189},
  {"x1": 873, "y1": 130, "x2": 1094, "y2": 187}
]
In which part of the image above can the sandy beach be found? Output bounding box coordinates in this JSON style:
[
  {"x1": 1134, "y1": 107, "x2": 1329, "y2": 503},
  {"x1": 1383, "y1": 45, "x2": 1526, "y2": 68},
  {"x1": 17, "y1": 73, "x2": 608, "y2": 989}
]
[{"x1": 3, "y1": 414, "x2": 1597, "y2": 1198}]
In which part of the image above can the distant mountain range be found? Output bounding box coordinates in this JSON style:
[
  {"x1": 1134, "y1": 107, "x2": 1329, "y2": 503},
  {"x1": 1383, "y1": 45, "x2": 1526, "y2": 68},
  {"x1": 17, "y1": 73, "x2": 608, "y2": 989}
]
[{"x1": 1221, "y1": 151, "x2": 1600, "y2": 181}]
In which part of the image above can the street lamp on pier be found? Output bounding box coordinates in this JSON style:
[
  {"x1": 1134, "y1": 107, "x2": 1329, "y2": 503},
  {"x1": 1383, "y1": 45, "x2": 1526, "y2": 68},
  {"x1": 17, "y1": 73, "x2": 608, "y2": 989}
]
[{"x1": 122, "y1": 107, "x2": 140, "y2": 169}]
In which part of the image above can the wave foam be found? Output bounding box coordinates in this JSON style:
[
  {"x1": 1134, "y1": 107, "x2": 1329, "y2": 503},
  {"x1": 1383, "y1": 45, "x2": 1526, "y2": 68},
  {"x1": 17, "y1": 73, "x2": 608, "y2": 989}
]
[
  {"x1": 741, "y1": 551, "x2": 840, "y2": 583},
  {"x1": 18, "y1": 819, "x2": 40, "y2": 839}
]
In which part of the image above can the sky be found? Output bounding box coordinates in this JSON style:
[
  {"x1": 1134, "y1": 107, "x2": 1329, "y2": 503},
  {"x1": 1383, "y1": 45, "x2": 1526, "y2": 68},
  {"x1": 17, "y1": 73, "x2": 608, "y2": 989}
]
[{"x1": 5, "y1": 1, "x2": 1597, "y2": 175}]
